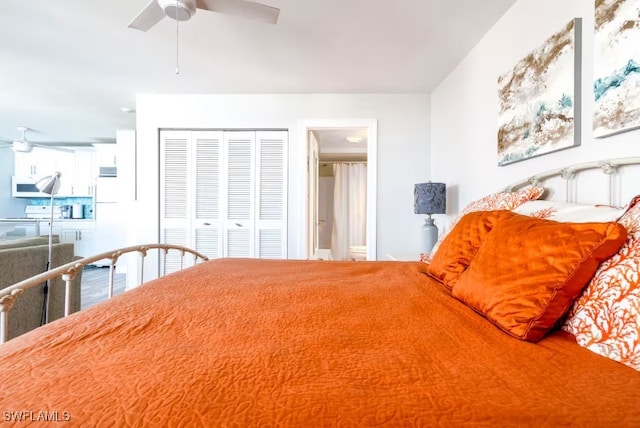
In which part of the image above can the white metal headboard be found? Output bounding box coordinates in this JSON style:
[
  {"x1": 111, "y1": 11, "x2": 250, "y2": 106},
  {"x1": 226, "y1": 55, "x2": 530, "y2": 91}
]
[{"x1": 505, "y1": 157, "x2": 640, "y2": 207}]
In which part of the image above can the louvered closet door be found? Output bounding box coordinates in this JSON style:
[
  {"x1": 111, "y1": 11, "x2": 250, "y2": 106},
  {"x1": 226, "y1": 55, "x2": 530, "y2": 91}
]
[
  {"x1": 193, "y1": 131, "x2": 224, "y2": 260},
  {"x1": 160, "y1": 131, "x2": 191, "y2": 273},
  {"x1": 255, "y1": 131, "x2": 287, "y2": 259},
  {"x1": 161, "y1": 129, "x2": 287, "y2": 263},
  {"x1": 223, "y1": 131, "x2": 255, "y2": 258}
]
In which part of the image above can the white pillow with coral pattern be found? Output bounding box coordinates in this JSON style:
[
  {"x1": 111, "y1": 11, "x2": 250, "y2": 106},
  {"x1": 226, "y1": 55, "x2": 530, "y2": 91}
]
[
  {"x1": 514, "y1": 200, "x2": 625, "y2": 223},
  {"x1": 563, "y1": 196, "x2": 640, "y2": 371}
]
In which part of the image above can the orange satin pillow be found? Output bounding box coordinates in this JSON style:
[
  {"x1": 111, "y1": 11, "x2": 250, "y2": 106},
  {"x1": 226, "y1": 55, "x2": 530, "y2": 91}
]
[
  {"x1": 452, "y1": 212, "x2": 627, "y2": 342},
  {"x1": 425, "y1": 210, "x2": 511, "y2": 288}
]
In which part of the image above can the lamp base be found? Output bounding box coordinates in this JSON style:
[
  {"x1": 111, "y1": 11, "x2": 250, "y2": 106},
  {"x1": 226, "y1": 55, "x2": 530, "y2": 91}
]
[{"x1": 420, "y1": 217, "x2": 439, "y2": 254}]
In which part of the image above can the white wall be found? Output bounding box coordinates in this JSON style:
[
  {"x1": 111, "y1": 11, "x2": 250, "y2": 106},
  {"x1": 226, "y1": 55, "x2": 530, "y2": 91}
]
[
  {"x1": 134, "y1": 94, "x2": 430, "y2": 261},
  {"x1": 431, "y1": 0, "x2": 639, "y2": 223},
  {"x1": 0, "y1": 154, "x2": 27, "y2": 217}
]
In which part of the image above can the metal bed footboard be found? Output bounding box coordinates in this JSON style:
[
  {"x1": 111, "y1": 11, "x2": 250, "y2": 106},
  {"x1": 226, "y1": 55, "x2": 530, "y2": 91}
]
[{"x1": 0, "y1": 244, "x2": 209, "y2": 344}]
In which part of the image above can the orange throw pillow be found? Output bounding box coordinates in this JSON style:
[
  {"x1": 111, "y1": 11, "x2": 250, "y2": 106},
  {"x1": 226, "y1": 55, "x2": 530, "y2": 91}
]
[
  {"x1": 425, "y1": 210, "x2": 511, "y2": 288},
  {"x1": 425, "y1": 185, "x2": 545, "y2": 259},
  {"x1": 452, "y1": 212, "x2": 627, "y2": 342}
]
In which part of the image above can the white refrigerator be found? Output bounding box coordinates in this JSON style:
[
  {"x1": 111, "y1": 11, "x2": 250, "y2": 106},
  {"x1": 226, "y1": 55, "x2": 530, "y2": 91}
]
[
  {"x1": 95, "y1": 176, "x2": 119, "y2": 203},
  {"x1": 93, "y1": 177, "x2": 125, "y2": 269}
]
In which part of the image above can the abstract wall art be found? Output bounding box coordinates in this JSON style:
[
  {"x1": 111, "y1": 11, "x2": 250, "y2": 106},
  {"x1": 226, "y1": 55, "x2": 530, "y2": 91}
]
[
  {"x1": 593, "y1": 0, "x2": 640, "y2": 138},
  {"x1": 497, "y1": 19, "x2": 582, "y2": 166}
]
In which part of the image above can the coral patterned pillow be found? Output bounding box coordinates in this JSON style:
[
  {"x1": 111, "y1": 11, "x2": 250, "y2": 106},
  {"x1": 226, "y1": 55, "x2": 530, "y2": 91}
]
[
  {"x1": 421, "y1": 186, "x2": 545, "y2": 261},
  {"x1": 563, "y1": 197, "x2": 640, "y2": 371}
]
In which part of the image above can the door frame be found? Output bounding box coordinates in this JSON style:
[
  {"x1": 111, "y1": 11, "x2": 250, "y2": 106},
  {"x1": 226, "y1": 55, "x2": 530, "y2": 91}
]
[{"x1": 298, "y1": 119, "x2": 377, "y2": 260}]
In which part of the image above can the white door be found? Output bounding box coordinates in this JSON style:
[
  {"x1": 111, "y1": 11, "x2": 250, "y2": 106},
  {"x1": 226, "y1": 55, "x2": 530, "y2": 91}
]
[
  {"x1": 255, "y1": 131, "x2": 287, "y2": 259},
  {"x1": 193, "y1": 131, "x2": 223, "y2": 260},
  {"x1": 222, "y1": 131, "x2": 255, "y2": 258},
  {"x1": 160, "y1": 130, "x2": 191, "y2": 272},
  {"x1": 307, "y1": 132, "x2": 319, "y2": 258}
]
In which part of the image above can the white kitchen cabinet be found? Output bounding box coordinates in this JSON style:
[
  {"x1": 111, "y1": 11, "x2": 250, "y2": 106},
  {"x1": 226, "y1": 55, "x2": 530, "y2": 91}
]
[
  {"x1": 160, "y1": 129, "x2": 287, "y2": 270},
  {"x1": 70, "y1": 150, "x2": 97, "y2": 196},
  {"x1": 96, "y1": 144, "x2": 117, "y2": 167},
  {"x1": 14, "y1": 148, "x2": 73, "y2": 179},
  {"x1": 14, "y1": 149, "x2": 44, "y2": 177},
  {"x1": 14, "y1": 148, "x2": 96, "y2": 197},
  {"x1": 55, "y1": 155, "x2": 76, "y2": 196},
  {"x1": 61, "y1": 221, "x2": 96, "y2": 258}
]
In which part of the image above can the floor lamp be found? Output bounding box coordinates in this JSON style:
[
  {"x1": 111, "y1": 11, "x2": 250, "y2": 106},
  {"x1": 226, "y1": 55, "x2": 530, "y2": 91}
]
[{"x1": 35, "y1": 171, "x2": 62, "y2": 325}]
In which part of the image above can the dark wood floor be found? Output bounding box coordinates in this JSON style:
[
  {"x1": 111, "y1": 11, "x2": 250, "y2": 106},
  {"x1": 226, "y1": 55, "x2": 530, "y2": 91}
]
[{"x1": 81, "y1": 265, "x2": 126, "y2": 309}]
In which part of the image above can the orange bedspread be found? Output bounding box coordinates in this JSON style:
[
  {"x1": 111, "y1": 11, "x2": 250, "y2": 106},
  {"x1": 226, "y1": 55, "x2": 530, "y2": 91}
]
[{"x1": 1, "y1": 259, "x2": 639, "y2": 426}]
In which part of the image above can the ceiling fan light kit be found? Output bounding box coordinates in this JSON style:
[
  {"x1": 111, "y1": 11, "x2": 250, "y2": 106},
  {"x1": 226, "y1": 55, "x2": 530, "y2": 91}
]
[
  {"x1": 12, "y1": 140, "x2": 33, "y2": 153},
  {"x1": 159, "y1": 0, "x2": 196, "y2": 21},
  {"x1": 13, "y1": 127, "x2": 34, "y2": 153}
]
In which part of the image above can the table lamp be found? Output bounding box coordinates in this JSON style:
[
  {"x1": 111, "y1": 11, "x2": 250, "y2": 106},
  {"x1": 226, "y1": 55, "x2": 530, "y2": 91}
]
[
  {"x1": 35, "y1": 171, "x2": 61, "y2": 325},
  {"x1": 414, "y1": 182, "x2": 446, "y2": 254}
]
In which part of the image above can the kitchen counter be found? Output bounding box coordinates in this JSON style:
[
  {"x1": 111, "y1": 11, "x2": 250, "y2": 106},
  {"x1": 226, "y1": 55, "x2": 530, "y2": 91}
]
[
  {"x1": 0, "y1": 218, "x2": 95, "y2": 222},
  {"x1": 0, "y1": 218, "x2": 96, "y2": 241},
  {"x1": 0, "y1": 219, "x2": 41, "y2": 240}
]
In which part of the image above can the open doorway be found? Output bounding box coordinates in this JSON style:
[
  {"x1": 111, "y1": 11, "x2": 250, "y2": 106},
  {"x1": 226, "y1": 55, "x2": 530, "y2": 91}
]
[{"x1": 301, "y1": 119, "x2": 377, "y2": 261}]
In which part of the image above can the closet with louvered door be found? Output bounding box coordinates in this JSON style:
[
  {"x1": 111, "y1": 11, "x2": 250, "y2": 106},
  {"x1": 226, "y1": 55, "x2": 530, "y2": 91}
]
[
  {"x1": 224, "y1": 131, "x2": 254, "y2": 258},
  {"x1": 159, "y1": 130, "x2": 192, "y2": 273},
  {"x1": 194, "y1": 131, "x2": 224, "y2": 261},
  {"x1": 160, "y1": 129, "x2": 287, "y2": 271},
  {"x1": 255, "y1": 131, "x2": 287, "y2": 259}
]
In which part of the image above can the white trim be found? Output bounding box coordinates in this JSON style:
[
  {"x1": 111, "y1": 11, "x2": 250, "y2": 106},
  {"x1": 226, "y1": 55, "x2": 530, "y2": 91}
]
[{"x1": 298, "y1": 119, "x2": 378, "y2": 261}]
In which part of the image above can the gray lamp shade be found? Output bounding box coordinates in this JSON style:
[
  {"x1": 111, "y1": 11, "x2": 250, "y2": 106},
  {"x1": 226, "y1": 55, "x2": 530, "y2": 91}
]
[
  {"x1": 35, "y1": 172, "x2": 62, "y2": 196},
  {"x1": 414, "y1": 182, "x2": 446, "y2": 215}
]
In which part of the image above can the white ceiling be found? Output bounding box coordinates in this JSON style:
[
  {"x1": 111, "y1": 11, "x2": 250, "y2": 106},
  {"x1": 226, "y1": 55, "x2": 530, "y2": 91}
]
[
  {"x1": 0, "y1": 0, "x2": 515, "y2": 146},
  {"x1": 313, "y1": 128, "x2": 368, "y2": 161}
]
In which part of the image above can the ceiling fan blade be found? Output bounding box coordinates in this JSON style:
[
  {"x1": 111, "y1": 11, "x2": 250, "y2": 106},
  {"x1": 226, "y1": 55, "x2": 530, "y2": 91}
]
[
  {"x1": 197, "y1": 0, "x2": 280, "y2": 24},
  {"x1": 35, "y1": 142, "x2": 95, "y2": 148},
  {"x1": 33, "y1": 144, "x2": 74, "y2": 154},
  {"x1": 128, "y1": 0, "x2": 167, "y2": 31}
]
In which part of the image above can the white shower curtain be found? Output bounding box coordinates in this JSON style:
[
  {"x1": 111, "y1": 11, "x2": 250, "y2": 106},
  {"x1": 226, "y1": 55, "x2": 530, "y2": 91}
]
[{"x1": 331, "y1": 163, "x2": 367, "y2": 261}]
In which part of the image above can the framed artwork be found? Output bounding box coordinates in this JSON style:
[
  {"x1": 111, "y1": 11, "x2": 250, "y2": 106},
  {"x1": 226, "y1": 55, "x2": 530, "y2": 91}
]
[
  {"x1": 497, "y1": 19, "x2": 582, "y2": 166},
  {"x1": 593, "y1": 0, "x2": 640, "y2": 138}
]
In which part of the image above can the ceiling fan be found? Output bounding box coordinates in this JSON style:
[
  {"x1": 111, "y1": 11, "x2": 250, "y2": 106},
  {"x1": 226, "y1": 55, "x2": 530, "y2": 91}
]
[
  {"x1": 128, "y1": 0, "x2": 280, "y2": 32},
  {"x1": 0, "y1": 127, "x2": 74, "y2": 154}
]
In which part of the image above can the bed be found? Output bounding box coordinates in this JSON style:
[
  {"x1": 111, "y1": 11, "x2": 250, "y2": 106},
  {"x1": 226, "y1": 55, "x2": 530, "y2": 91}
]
[{"x1": 1, "y1": 158, "x2": 640, "y2": 426}]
